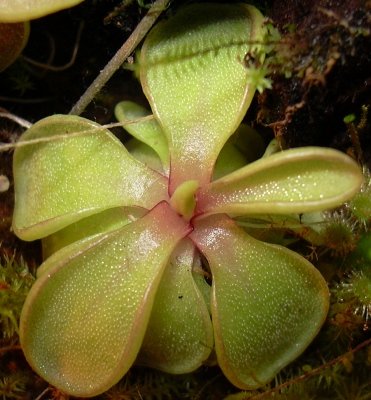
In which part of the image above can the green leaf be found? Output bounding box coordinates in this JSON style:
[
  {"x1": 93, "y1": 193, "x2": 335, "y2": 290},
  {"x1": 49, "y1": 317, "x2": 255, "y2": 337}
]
[
  {"x1": 235, "y1": 212, "x2": 326, "y2": 246},
  {"x1": 20, "y1": 202, "x2": 191, "y2": 397},
  {"x1": 12, "y1": 115, "x2": 168, "y2": 240},
  {"x1": 198, "y1": 147, "x2": 363, "y2": 216},
  {"x1": 0, "y1": 0, "x2": 85, "y2": 22},
  {"x1": 42, "y1": 206, "x2": 145, "y2": 258},
  {"x1": 230, "y1": 124, "x2": 265, "y2": 163},
  {"x1": 115, "y1": 101, "x2": 169, "y2": 172},
  {"x1": 213, "y1": 142, "x2": 248, "y2": 181},
  {"x1": 190, "y1": 214, "x2": 329, "y2": 389},
  {"x1": 138, "y1": 238, "x2": 213, "y2": 373},
  {"x1": 213, "y1": 124, "x2": 265, "y2": 180},
  {"x1": 140, "y1": 3, "x2": 265, "y2": 192},
  {"x1": 126, "y1": 137, "x2": 164, "y2": 172},
  {"x1": 169, "y1": 179, "x2": 199, "y2": 221}
]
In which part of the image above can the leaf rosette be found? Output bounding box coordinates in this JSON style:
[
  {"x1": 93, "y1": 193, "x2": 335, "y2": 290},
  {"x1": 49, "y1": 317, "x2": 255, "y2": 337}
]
[{"x1": 12, "y1": 3, "x2": 363, "y2": 397}]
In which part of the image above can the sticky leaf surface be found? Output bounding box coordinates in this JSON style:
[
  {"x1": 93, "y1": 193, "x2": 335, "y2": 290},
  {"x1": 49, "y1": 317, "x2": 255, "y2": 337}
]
[
  {"x1": 13, "y1": 115, "x2": 167, "y2": 240},
  {"x1": 138, "y1": 239, "x2": 213, "y2": 373},
  {"x1": 191, "y1": 214, "x2": 329, "y2": 389},
  {"x1": 20, "y1": 203, "x2": 190, "y2": 397},
  {"x1": 198, "y1": 147, "x2": 363, "y2": 216},
  {"x1": 140, "y1": 3, "x2": 265, "y2": 191},
  {"x1": 115, "y1": 101, "x2": 169, "y2": 171},
  {"x1": 42, "y1": 207, "x2": 145, "y2": 258}
]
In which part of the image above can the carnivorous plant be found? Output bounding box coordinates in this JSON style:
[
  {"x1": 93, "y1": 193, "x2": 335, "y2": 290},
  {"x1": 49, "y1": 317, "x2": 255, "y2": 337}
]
[{"x1": 12, "y1": 4, "x2": 363, "y2": 397}]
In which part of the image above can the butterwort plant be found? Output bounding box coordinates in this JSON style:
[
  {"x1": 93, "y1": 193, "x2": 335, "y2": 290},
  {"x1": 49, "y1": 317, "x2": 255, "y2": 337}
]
[{"x1": 12, "y1": 3, "x2": 363, "y2": 397}]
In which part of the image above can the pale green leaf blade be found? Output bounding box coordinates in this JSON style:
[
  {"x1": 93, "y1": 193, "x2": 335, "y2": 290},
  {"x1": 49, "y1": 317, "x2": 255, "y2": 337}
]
[
  {"x1": 191, "y1": 214, "x2": 329, "y2": 389},
  {"x1": 140, "y1": 3, "x2": 265, "y2": 192},
  {"x1": 13, "y1": 115, "x2": 168, "y2": 240},
  {"x1": 230, "y1": 124, "x2": 265, "y2": 163},
  {"x1": 198, "y1": 147, "x2": 363, "y2": 216},
  {"x1": 0, "y1": 0, "x2": 85, "y2": 22},
  {"x1": 42, "y1": 206, "x2": 145, "y2": 258},
  {"x1": 115, "y1": 101, "x2": 169, "y2": 171},
  {"x1": 126, "y1": 138, "x2": 164, "y2": 173},
  {"x1": 138, "y1": 238, "x2": 213, "y2": 373},
  {"x1": 20, "y1": 202, "x2": 190, "y2": 397},
  {"x1": 213, "y1": 142, "x2": 248, "y2": 181}
]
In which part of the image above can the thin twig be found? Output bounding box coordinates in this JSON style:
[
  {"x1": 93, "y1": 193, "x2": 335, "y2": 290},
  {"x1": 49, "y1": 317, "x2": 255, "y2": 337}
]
[
  {"x1": 69, "y1": 0, "x2": 170, "y2": 116},
  {"x1": 0, "y1": 114, "x2": 154, "y2": 152},
  {"x1": 22, "y1": 21, "x2": 84, "y2": 72},
  {"x1": 0, "y1": 109, "x2": 32, "y2": 128},
  {"x1": 34, "y1": 387, "x2": 51, "y2": 400},
  {"x1": 0, "y1": 95, "x2": 52, "y2": 104},
  {"x1": 246, "y1": 338, "x2": 371, "y2": 400},
  {"x1": 0, "y1": 344, "x2": 22, "y2": 356}
]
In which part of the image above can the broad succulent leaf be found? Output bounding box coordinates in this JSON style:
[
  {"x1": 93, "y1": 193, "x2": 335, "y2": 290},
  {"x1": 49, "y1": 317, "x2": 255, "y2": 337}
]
[
  {"x1": 213, "y1": 124, "x2": 265, "y2": 180},
  {"x1": 191, "y1": 214, "x2": 329, "y2": 389},
  {"x1": 140, "y1": 3, "x2": 265, "y2": 192},
  {"x1": 212, "y1": 142, "x2": 247, "y2": 181},
  {"x1": 20, "y1": 202, "x2": 191, "y2": 397},
  {"x1": 0, "y1": 0, "x2": 85, "y2": 22},
  {"x1": 13, "y1": 115, "x2": 168, "y2": 240},
  {"x1": 42, "y1": 206, "x2": 145, "y2": 258},
  {"x1": 126, "y1": 138, "x2": 164, "y2": 172},
  {"x1": 115, "y1": 101, "x2": 169, "y2": 171},
  {"x1": 115, "y1": 101, "x2": 261, "y2": 180},
  {"x1": 197, "y1": 147, "x2": 363, "y2": 216},
  {"x1": 138, "y1": 239, "x2": 213, "y2": 373},
  {"x1": 230, "y1": 124, "x2": 265, "y2": 163},
  {"x1": 235, "y1": 212, "x2": 326, "y2": 246}
]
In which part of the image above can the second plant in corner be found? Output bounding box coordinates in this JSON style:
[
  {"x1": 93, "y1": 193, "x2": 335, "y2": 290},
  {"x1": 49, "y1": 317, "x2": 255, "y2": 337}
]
[{"x1": 12, "y1": 3, "x2": 363, "y2": 397}]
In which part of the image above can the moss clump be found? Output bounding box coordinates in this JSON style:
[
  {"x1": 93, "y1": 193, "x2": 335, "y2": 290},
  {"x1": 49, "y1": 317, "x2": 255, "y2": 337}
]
[{"x1": 0, "y1": 253, "x2": 35, "y2": 340}]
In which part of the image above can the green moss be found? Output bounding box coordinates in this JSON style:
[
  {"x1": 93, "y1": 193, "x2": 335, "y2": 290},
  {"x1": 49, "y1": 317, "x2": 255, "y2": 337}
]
[{"x1": 0, "y1": 253, "x2": 35, "y2": 339}]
